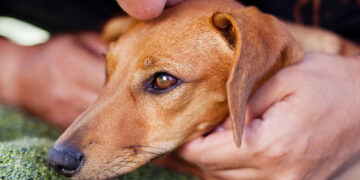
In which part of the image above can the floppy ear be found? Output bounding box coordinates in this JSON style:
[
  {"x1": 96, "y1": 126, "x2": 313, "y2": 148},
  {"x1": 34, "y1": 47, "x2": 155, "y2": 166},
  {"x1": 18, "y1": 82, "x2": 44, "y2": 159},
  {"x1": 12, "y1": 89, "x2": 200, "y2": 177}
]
[
  {"x1": 101, "y1": 16, "x2": 137, "y2": 43},
  {"x1": 212, "y1": 7, "x2": 304, "y2": 147}
]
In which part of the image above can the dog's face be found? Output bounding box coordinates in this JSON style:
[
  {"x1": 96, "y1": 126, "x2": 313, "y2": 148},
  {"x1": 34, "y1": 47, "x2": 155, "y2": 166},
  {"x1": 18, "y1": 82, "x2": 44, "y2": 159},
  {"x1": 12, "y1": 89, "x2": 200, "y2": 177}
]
[
  {"x1": 62, "y1": 11, "x2": 233, "y2": 180},
  {"x1": 47, "y1": 0, "x2": 304, "y2": 179}
]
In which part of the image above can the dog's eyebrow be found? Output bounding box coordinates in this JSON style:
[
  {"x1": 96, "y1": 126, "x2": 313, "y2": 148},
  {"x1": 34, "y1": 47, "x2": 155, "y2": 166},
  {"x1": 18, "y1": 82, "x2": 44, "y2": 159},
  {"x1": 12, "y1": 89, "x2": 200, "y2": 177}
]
[{"x1": 144, "y1": 57, "x2": 158, "y2": 68}]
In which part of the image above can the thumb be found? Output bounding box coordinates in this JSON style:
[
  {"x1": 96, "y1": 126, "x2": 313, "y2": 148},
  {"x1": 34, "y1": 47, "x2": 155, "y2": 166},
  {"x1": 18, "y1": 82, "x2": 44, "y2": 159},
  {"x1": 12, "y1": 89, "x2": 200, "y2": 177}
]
[
  {"x1": 248, "y1": 69, "x2": 295, "y2": 119},
  {"x1": 178, "y1": 130, "x2": 251, "y2": 169},
  {"x1": 166, "y1": 0, "x2": 185, "y2": 6},
  {"x1": 116, "y1": 0, "x2": 166, "y2": 20}
]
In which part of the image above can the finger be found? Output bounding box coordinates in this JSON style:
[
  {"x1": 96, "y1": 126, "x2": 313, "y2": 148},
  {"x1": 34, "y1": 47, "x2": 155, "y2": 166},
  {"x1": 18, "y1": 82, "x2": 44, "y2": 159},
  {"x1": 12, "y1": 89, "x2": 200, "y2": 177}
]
[
  {"x1": 248, "y1": 68, "x2": 296, "y2": 119},
  {"x1": 213, "y1": 116, "x2": 232, "y2": 132},
  {"x1": 166, "y1": 0, "x2": 185, "y2": 6},
  {"x1": 59, "y1": 53, "x2": 105, "y2": 93},
  {"x1": 218, "y1": 107, "x2": 253, "y2": 131},
  {"x1": 209, "y1": 168, "x2": 267, "y2": 180},
  {"x1": 75, "y1": 33, "x2": 107, "y2": 92},
  {"x1": 178, "y1": 130, "x2": 253, "y2": 170},
  {"x1": 77, "y1": 58, "x2": 105, "y2": 92},
  {"x1": 77, "y1": 32, "x2": 108, "y2": 60},
  {"x1": 116, "y1": 0, "x2": 166, "y2": 20},
  {"x1": 222, "y1": 116, "x2": 232, "y2": 129}
]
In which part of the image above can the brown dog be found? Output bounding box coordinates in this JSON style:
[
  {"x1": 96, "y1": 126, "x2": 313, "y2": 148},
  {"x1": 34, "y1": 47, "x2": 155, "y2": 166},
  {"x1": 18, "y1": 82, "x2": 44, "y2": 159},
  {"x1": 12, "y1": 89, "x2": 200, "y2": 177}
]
[{"x1": 47, "y1": 0, "x2": 360, "y2": 179}]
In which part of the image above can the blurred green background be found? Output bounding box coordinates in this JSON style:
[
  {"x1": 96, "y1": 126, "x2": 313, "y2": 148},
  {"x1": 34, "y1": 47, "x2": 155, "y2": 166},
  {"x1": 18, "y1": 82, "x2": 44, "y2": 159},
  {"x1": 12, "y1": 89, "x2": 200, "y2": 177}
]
[{"x1": 0, "y1": 105, "x2": 197, "y2": 180}]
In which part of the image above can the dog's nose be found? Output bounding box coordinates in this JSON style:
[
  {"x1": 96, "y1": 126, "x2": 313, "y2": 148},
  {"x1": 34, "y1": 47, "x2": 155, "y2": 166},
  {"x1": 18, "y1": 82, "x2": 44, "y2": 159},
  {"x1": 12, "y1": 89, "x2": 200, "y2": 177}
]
[{"x1": 47, "y1": 144, "x2": 84, "y2": 177}]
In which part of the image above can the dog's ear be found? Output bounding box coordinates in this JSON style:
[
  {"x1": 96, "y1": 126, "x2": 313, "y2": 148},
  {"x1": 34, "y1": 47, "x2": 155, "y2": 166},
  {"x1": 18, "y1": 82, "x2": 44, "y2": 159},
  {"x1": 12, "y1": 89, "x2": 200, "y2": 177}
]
[
  {"x1": 101, "y1": 16, "x2": 137, "y2": 43},
  {"x1": 212, "y1": 7, "x2": 304, "y2": 147}
]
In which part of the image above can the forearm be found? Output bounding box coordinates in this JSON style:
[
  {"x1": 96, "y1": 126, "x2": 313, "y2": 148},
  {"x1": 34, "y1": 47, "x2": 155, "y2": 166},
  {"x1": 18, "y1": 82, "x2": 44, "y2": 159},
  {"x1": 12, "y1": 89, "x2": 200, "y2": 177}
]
[{"x1": 0, "y1": 38, "x2": 24, "y2": 105}]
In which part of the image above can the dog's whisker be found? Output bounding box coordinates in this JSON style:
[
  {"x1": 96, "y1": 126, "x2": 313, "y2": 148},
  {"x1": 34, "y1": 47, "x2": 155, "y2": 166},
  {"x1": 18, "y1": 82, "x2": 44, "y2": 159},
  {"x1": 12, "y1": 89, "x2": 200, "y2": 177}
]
[
  {"x1": 134, "y1": 149, "x2": 163, "y2": 155},
  {"x1": 78, "y1": 145, "x2": 164, "y2": 178},
  {"x1": 111, "y1": 165, "x2": 134, "y2": 178},
  {"x1": 126, "y1": 145, "x2": 169, "y2": 151},
  {"x1": 112, "y1": 154, "x2": 133, "y2": 159},
  {"x1": 110, "y1": 164, "x2": 133, "y2": 174},
  {"x1": 112, "y1": 164, "x2": 132, "y2": 168},
  {"x1": 118, "y1": 160, "x2": 138, "y2": 164},
  {"x1": 106, "y1": 156, "x2": 140, "y2": 167},
  {"x1": 110, "y1": 159, "x2": 140, "y2": 166}
]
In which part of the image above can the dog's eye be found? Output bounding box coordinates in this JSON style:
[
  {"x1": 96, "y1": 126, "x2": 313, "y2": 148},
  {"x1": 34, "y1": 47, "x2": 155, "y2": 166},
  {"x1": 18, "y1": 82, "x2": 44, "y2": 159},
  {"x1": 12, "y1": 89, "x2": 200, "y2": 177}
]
[
  {"x1": 145, "y1": 72, "x2": 181, "y2": 94},
  {"x1": 155, "y1": 74, "x2": 176, "y2": 89}
]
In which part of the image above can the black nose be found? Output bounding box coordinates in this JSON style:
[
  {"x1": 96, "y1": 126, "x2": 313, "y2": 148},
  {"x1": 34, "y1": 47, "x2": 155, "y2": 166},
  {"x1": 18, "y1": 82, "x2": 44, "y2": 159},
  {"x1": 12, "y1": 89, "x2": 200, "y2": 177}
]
[{"x1": 47, "y1": 144, "x2": 84, "y2": 177}]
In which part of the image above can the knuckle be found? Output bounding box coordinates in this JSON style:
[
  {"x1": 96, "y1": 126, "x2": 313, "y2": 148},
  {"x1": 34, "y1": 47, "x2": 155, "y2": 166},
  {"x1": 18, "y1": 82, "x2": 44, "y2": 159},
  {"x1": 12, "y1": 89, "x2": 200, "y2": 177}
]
[
  {"x1": 263, "y1": 141, "x2": 291, "y2": 163},
  {"x1": 50, "y1": 88, "x2": 70, "y2": 106}
]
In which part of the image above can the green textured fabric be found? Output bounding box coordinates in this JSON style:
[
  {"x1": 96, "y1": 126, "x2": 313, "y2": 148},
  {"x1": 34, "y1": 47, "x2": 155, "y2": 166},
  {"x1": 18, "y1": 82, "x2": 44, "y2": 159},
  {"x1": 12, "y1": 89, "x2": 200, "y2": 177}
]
[{"x1": 0, "y1": 105, "x2": 197, "y2": 180}]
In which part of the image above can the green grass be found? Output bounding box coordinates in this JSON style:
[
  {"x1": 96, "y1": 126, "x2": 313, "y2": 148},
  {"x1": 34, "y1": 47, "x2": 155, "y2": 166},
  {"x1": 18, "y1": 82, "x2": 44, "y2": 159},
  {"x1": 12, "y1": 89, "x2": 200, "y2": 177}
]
[{"x1": 0, "y1": 105, "x2": 197, "y2": 180}]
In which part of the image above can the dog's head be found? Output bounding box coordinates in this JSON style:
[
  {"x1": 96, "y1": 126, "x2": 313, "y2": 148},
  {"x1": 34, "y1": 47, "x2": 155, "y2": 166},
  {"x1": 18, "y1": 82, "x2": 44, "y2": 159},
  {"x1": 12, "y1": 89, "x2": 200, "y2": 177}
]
[{"x1": 47, "y1": 0, "x2": 303, "y2": 179}]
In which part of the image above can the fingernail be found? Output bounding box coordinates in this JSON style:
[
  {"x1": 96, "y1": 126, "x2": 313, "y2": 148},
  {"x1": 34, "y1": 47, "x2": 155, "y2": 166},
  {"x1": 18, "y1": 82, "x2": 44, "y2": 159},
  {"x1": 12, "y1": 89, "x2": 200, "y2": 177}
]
[{"x1": 166, "y1": 0, "x2": 184, "y2": 6}]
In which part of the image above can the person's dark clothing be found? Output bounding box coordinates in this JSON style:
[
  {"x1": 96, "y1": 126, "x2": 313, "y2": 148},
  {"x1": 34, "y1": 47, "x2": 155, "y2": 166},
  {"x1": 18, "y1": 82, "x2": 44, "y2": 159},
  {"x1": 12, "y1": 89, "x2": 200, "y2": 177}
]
[{"x1": 0, "y1": 0, "x2": 359, "y2": 43}]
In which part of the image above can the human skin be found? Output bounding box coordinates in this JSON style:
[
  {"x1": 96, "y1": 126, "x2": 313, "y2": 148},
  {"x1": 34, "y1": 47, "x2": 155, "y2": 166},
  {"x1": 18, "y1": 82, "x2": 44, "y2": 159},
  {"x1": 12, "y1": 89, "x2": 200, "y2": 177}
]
[
  {"x1": 0, "y1": 33, "x2": 106, "y2": 129},
  {"x1": 0, "y1": 0, "x2": 182, "y2": 129},
  {"x1": 1, "y1": 1, "x2": 360, "y2": 179},
  {"x1": 115, "y1": 0, "x2": 185, "y2": 20},
  {"x1": 179, "y1": 53, "x2": 360, "y2": 180},
  {"x1": 0, "y1": 0, "x2": 184, "y2": 128},
  {"x1": 0, "y1": 0, "x2": 182, "y2": 127}
]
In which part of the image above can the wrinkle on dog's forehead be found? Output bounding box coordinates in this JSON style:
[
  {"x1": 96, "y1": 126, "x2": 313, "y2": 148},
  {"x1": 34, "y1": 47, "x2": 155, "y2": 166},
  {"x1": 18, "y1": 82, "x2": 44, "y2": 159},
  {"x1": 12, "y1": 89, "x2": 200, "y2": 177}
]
[
  {"x1": 134, "y1": 24, "x2": 231, "y2": 68},
  {"x1": 144, "y1": 57, "x2": 156, "y2": 68}
]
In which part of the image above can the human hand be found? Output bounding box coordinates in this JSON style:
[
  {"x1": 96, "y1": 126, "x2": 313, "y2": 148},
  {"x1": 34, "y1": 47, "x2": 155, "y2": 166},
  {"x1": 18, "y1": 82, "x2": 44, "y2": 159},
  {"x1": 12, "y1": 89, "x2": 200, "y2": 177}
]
[
  {"x1": 115, "y1": 0, "x2": 185, "y2": 20},
  {"x1": 0, "y1": 33, "x2": 106, "y2": 129},
  {"x1": 179, "y1": 53, "x2": 360, "y2": 180}
]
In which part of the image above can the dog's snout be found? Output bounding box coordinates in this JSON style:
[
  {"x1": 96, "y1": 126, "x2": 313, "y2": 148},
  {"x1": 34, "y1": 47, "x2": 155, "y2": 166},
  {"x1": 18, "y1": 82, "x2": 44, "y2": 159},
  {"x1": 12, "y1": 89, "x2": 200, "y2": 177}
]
[{"x1": 47, "y1": 144, "x2": 84, "y2": 177}]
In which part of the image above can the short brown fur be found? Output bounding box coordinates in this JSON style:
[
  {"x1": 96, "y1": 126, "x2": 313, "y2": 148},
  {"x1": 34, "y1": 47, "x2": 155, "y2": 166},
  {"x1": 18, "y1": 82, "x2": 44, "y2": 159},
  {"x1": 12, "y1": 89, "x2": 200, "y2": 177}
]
[{"x1": 51, "y1": 0, "x2": 359, "y2": 179}]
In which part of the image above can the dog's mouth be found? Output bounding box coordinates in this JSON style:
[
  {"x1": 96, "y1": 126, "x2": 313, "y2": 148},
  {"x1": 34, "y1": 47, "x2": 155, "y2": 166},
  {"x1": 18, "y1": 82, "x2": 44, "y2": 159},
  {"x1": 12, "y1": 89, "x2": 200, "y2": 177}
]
[
  {"x1": 76, "y1": 145, "x2": 169, "y2": 178},
  {"x1": 150, "y1": 152, "x2": 167, "y2": 162},
  {"x1": 125, "y1": 145, "x2": 169, "y2": 156}
]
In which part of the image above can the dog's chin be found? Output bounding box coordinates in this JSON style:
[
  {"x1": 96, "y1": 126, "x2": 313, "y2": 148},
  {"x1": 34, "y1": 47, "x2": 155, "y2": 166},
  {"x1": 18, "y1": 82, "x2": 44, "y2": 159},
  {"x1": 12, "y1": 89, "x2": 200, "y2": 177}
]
[
  {"x1": 71, "y1": 153, "x2": 166, "y2": 180},
  {"x1": 72, "y1": 162, "x2": 142, "y2": 180}
]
